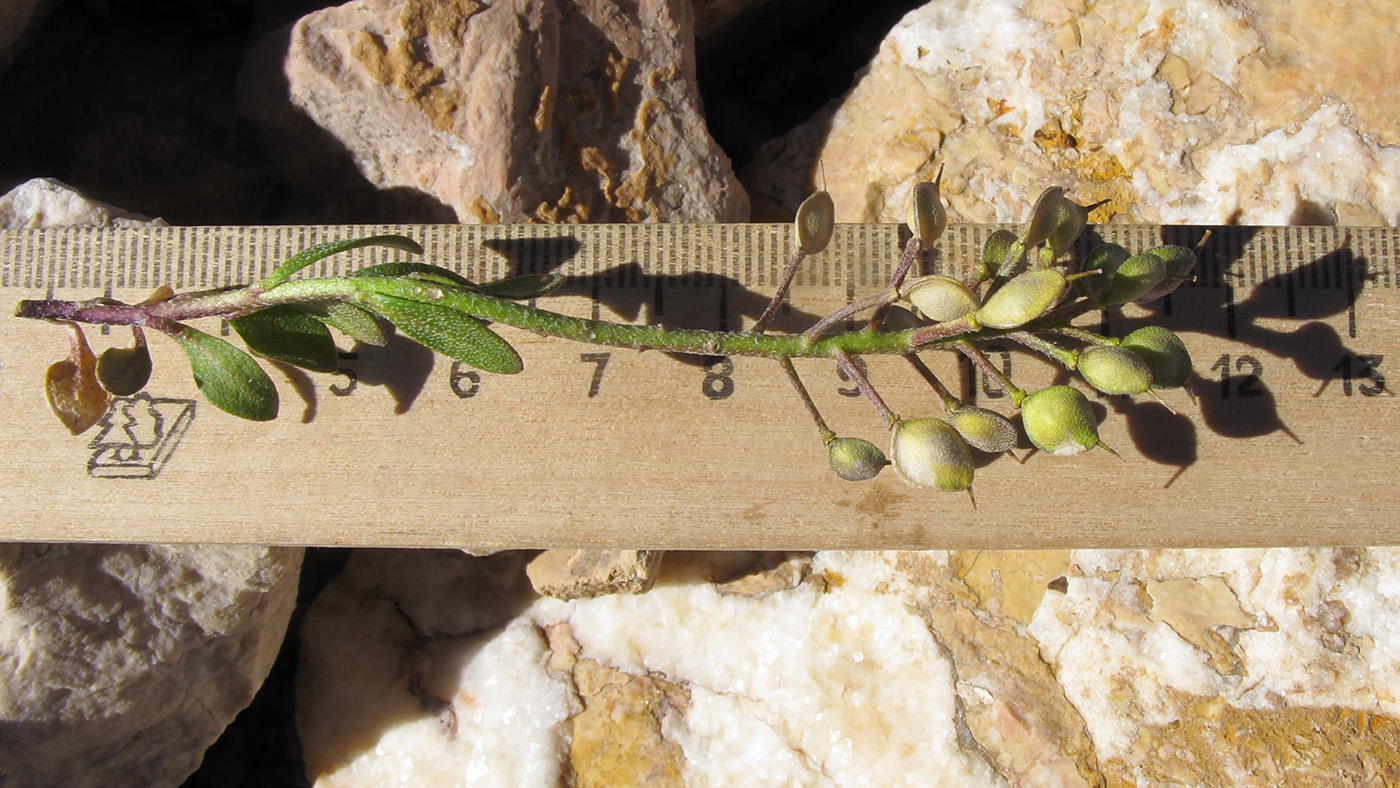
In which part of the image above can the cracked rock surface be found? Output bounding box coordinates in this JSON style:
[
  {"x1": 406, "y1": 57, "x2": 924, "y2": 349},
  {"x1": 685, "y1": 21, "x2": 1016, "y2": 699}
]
[{"x1": 295, "y1": 549, "x2": 1400, "y2": 787}]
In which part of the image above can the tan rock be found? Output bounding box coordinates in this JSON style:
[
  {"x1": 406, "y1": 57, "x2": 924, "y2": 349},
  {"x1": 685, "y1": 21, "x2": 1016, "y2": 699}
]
[
  {"x1": 0, "y1": 543, "x2": 302, "y2": 788},
  {"x1": 242, "y1": 0, "x2": 748, "y2": 223},
  {"x1": 527, "y1": 549, "x2": 662, "y2": 599},
  {"x1": 744, "y1": 0, "x2": 1400, "y2": 227}
]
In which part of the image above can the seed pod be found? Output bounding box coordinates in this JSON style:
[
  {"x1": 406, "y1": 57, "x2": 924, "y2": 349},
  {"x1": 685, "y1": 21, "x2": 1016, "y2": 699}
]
[
  {"x1": 1020, "y1": 385, "x2": 1100, "y2": 456},
  {"x1": 1120, "y1": 326, "x2": 1192, "y2": 388},
  {"x1": 1131, "y1": 245, "x2": 1197, "y2": 302},
  {"x1": 1045, "y1": 197, "x2": 1096, "y2": 260},
  {"x1": 1077, "y1": 345, "x2": 1153, "y2": 395},
  {"x1": 796, "y1": 190, "x2": 836, "y2": 255},
  {"x1": 828, "y1": 437, "x2": 887, "y2": 481},
  {"x1": 905, "y1": 177, "x2": 947, "y2": 247},
  {"x1": 947, "y1": 406, "x2": 1018, "y2": 454},
  {"x1": 1096, "y1": 252, "x2": 1167, "y2": 306},
  {"x1": 978, "y1": 228, "x2": 1020, "y2": 280},
  {"x1": 1023, "y1": 187, "x2": 1064, "y2": 251},
  {"x1": 889, "y1": 417, "x2": 975, "y2": 491},
  {"x1": 1077, "y1": 243, "x2": 1130, "y2": 299},
  {"x1": 901, "y1": 275, "x2": 979, "y2": 323},
  {"x1": 974, "y1": 269, "x2": 1067, "y2": 329}
]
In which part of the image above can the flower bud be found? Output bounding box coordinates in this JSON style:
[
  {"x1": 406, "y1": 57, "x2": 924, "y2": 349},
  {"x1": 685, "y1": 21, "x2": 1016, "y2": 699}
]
[
  {"x1": 947, "y1": 406, "x2": 1018, "y2": 454},
  {"x1": 889, "y1": 418, "x2": 974, "y2": 491},
  {"x1": 1096, "y1": 252, "x2": 1167, "y2": 306},
  {"x1": 905, "y1": 177, "x2": 947, "y2": 247},
  {"x1": 974, "y1": 269, "x2": 1067, "y2": 329},
  {"x1": 1077, "y1": 345, "x2": 1153, "y2": 395},
  {"x1": 901, "y1": 275, "x2": 979, "y2": 323},
  {"x1": 1120, "y1": 326, "x2": 1192, "y2": 388},
  {"x1": 795, "y1": 190, "x2": 835, "y2": 255},
  {"x1": 1020, "y1": 385, "x2": 1100, "y2": 456},
  {"x1": 827, "y1": 437, "x2": 887, "y2": 481}
]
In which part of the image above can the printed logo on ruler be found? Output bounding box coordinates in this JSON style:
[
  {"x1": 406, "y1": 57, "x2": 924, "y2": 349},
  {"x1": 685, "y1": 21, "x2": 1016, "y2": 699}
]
[{"x1": 86, "y1": 393, "x2": 196, "y2": 479}]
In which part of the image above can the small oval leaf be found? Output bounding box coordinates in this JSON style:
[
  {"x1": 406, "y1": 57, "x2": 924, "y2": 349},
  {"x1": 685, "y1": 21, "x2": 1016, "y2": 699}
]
[
  {"x1": 294, "y1": 301, "x2": 387, "y2": 346},
  {"x1": 230, "y1": 305, "x2": 338, "y2": 372},
  {"x1": 472, "y1": 273, "x2": 565, "y2": 300},
  {"x1": 361, "y1": 292, "x2": 522, "y2": 374},
  {"x1": 173, "y1": 325, "x2": 279, "y2": 421},
  {"x1": 96, "y1": 329, "x2": 153, "y2": 396}
]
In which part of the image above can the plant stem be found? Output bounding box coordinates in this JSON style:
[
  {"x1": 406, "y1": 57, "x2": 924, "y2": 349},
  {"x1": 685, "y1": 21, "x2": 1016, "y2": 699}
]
[
  {"x1": 779, "y1": 357, "x2": 834, "y2": 444},
  {"x1": 834, "y1": 351, "x2": 897, "y2": 427},
  {"x1": 14, "y1": 275, "x2": 1088, "y2": 362},
  {"x1": 956, "y1": 340, "x2": 1027, "y2": 406}
]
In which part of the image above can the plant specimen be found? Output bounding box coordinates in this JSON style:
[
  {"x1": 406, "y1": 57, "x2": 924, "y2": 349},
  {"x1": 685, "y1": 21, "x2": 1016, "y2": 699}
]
[{"x1": 14, "y1": 175, "x2": 1198, "y2": 495}]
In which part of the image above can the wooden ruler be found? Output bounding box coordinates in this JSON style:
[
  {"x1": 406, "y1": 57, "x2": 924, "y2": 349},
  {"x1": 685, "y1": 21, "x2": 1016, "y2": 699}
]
[{"x1": 2, "y1": 223, "x2": 1397, "y2": 549}]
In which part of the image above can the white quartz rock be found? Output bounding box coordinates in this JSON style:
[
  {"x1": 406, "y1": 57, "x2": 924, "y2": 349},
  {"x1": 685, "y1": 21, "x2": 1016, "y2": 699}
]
[
  {"x1": 744, "y1": 0, "x2": 1400, "y2": 227},
  {"x1": 0, "y1": 543, "x2": 303, "y2": 788},
  {"x1": 0, "y1": 177, "x2": 167, "y2": 228},
  {"x1": 296, "y1": 550, "x2": 1005, "y2": 788},
  {"x1": 1028, "y1": 547, "x2": 1400, "y2": 783}
]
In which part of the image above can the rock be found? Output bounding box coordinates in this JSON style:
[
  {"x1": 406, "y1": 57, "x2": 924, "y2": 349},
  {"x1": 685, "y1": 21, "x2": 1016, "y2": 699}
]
[
  {"x1": 297, "y1": 550, "x2": 1006, "y2": 787},
  {"x1": 297, "y1": 548, "x2": 1400, "y2": 786},
  {"x1": 743, "y1": 0, "x2": 1400, "y2": 227},
  {"x1": 0, "y1": 543, "x2": 303, "y2": 788},
  {"x1": 240, "y1": 0, "x2": 748, "y2": 224},
  {"x1": 0, "y1": 177, "x2": 168, "y2": 229},
  {"x1": 527, "y1": 549, "x2": 662, "y2": 599},
  {"x1": 1029, "y1": 548, "x2": 1400, "y2": 785}
]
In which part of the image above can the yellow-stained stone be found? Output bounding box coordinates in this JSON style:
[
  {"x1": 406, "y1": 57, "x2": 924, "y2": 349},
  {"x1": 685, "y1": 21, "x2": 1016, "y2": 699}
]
[
  {"x1": 952, "y1": 550, "x2": 1073, "y2": 626},
  {"x1": 567, "y1": 659, "x2": 688, "y2": 788}
]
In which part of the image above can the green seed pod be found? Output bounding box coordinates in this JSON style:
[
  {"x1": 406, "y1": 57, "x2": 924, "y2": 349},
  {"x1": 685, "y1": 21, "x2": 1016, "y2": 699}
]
[
  {"x1": 828, "y1": 437, "x2": 888, "y2": 481},
  {"x1": 1131, "y1": 245, "x2": 1197, "y2": 302},
  {"x1": 905, "y1": 178, "x2": 947, "y2": 247},
  {"x1": 978, "y1": 228, "x2": 1019, "y2": 280},
  {"x1": 1096, "y1": 253, "x2": 1167, "y2": 306},
  {"x1": 1120, "y1": 326, "x2": 1192, "y2": 388},
  {"x1": 974, "y1": 269, "x2": 1067, "y2": 329},
  {"x1": 1077, "y1": 345, "x2": 1153, "y2": 395},
  {"x1": 947, "y1": 406, "x2": 1018, "y2": 454},
  {"x1": 795, "y1": 190, "x2": 836, "y2": 255},
  {"x1": 1020, "y1": 385, "x2": 1100, "y2": 456},
  {"x1": 901, "y1": 275, "x2": 979, "y2": 323},
  {"x1": 1077, "y1": 243, "x2": 1131, "y2": 299},
  {"x1": 1045, "y1": 197, "x2": 1096, "y2": 260},
  {"x1": 889, "y1": 417, "x2": 975, "y2": 491}
]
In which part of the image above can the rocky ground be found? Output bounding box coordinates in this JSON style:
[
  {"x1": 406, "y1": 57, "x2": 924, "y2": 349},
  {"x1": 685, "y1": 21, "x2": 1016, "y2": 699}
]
[{"x1": 3, "y1": 0, "x2": 1399, "y2": 786}]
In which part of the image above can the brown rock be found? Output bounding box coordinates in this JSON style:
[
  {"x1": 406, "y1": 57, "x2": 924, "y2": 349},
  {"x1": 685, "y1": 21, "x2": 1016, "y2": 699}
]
[{"x1": 241, "y1": 0, "x2": 748, "y2": 223}]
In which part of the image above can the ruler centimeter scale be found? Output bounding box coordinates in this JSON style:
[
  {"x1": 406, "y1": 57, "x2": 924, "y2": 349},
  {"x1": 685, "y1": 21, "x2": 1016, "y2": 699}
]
[{"x1": 1, "y1": 223, "x2": 1396, "y2": 549}]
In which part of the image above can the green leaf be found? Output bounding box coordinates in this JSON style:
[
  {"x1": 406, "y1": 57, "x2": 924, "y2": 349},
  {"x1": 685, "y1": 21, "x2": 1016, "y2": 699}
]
[
  {"x1": 294, "y1": 301, "x2": 387, "y2": 346},
  {"x1": 229, "y1": 305, "x2": 338, "y2": 372},
  {"x1": 360, "y1": 292, "x2": 522, "y2": 374},
  {"x1": 351, "y1": 262, "x2": 474, "y2": 287},
  {"x1": 96, "y1": 328, "x2": 153, "y2": 396},
  {"x1": 472, "y1": 273, "x2": 564, "y2": 300},
  {"x1": 256, "y1": 235, "x2": 423, "y2": 292},
  {"x1": 172, "y1": 324, "x2": 279, "y2": 421}
]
